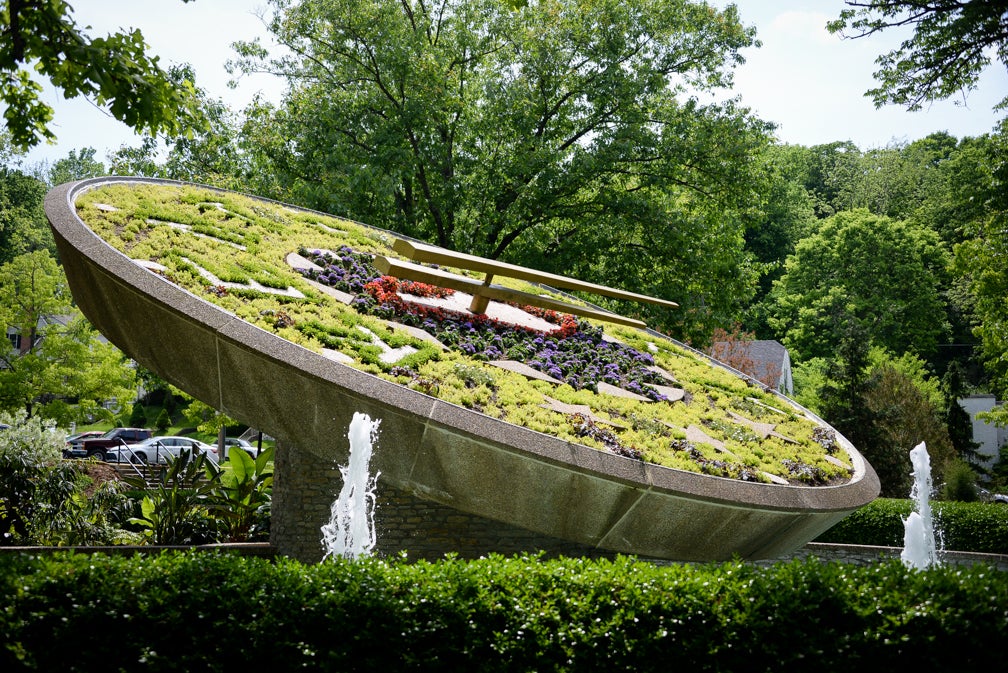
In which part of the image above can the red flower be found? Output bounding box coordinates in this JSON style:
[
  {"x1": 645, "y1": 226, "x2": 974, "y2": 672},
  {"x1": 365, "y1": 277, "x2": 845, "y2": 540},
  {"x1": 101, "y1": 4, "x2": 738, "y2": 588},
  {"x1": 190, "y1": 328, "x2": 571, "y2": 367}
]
[
  {"x1": 363, "y1": 275, "x2": 579, "y2": 338},
  {"x1": 399, "y1": 279, "x2": 455, "y2": 299}
]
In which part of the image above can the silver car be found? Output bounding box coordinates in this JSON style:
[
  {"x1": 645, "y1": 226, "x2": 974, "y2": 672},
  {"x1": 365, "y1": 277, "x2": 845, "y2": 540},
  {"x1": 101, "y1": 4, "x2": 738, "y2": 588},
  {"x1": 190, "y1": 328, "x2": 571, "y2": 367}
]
[
  {"x1": 106, "y1": 436, "x2": 219, "y2": 464},
  {"x1": 224, "y1": 437, "x2": 259, "y2": 458}
]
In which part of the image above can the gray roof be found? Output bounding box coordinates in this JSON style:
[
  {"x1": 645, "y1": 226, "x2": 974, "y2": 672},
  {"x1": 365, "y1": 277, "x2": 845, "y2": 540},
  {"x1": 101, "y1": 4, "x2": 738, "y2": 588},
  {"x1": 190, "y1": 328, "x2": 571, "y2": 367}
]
[{"x1": 711, "y1": 339, "x2": 790, "y2": 390}]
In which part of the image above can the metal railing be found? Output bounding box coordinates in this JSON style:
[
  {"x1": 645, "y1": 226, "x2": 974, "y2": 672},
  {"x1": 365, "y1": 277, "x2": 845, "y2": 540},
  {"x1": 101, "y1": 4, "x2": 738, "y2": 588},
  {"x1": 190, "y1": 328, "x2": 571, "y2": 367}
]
[{"x1": 104, "y1": 438, "x2": 173, "y2": 480}]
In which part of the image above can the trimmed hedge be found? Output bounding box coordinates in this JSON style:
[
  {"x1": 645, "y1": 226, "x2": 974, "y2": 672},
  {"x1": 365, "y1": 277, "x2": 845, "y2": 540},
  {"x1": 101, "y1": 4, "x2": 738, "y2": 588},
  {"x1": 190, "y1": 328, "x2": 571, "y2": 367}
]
[
  {"x1": 2, "y1": 551, "x2": 1006, "y2": 672},
  {"x1": 816, "y1": 498, "x2": 1008, "y2": 554}
]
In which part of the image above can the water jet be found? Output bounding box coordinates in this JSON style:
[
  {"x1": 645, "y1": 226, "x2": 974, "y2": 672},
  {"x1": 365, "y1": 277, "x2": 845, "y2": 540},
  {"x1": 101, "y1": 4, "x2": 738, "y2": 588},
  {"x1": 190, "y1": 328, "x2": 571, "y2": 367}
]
[
  {"x1": 901, "y1": 441, "x2": 939, "y2": 569},
  {"x1": 321, "y1": 412, "x2": 382, "y2": 560}
]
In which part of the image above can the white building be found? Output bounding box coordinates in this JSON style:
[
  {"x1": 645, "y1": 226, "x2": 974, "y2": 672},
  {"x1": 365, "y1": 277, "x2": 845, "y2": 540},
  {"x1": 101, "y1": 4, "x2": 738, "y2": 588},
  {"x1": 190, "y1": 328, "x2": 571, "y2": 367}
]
[{"x1": 959, "y1": 395, "x2": 1008, "y2": 470}]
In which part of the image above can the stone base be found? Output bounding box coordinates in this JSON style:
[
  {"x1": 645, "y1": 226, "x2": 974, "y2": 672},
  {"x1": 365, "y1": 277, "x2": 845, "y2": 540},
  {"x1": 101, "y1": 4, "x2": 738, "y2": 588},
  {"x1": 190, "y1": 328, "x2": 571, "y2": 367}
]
[{"x1": 273, "y1": 439, "x2": 614, "y2": 563}]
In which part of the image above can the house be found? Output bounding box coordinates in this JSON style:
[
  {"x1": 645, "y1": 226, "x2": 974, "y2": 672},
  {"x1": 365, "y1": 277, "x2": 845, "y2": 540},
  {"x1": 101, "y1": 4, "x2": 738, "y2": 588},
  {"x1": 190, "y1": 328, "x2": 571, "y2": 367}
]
[
  {"x1": 5, "y1": 314, "x2": 111, "y2": 353},
  {"x1": 709, "y1": 339, "x2": 793, "y2": 396},
  {"x1": 4, "y1": 325, "x2": 24, "y2": 354},
  {"x1": 4, "y1": 314, "x2": 87, "y2": 359},
  {"x1": 958, "y1": 395, "x2": 1008, "y2": 470}
]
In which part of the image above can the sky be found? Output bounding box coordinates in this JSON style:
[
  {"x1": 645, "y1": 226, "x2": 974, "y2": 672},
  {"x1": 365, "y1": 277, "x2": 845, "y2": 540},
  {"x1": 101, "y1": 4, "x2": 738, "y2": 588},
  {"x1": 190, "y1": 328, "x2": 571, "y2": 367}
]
[{"x1": 18, "y1": 0, "x2": 1008, "y2": 167}]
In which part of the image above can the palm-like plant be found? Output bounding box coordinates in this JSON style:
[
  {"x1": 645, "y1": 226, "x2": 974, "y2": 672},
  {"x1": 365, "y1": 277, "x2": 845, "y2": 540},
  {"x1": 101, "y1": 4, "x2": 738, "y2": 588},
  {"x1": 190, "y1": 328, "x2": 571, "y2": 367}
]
[
  {"x1": 128, "y1": 449, "x2": 219, "y2": 545},
  {"x1": 208, "y1": 445, "x2": 273, "y2": 542}
]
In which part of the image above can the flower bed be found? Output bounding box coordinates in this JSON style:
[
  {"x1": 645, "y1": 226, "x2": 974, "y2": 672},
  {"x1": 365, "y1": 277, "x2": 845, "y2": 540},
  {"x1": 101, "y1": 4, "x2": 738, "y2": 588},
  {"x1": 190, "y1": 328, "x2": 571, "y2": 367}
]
[{"x1": 299, "y1": 247, "x2": 670, "y2": 401}]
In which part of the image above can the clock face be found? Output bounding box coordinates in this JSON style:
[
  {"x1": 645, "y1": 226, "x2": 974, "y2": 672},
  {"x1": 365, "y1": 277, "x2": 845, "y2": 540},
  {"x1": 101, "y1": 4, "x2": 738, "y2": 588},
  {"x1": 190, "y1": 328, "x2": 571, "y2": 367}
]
[{"x1": 64, "y1": 180, "x2": 857, "y2": 490}]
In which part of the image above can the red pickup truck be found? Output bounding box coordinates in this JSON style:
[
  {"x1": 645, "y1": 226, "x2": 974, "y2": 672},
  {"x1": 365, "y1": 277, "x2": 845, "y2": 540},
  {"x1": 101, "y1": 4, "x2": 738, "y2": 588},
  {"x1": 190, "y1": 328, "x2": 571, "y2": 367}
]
[{"x1": 73, "y1": 428, "x2": 153, "y2": 460}]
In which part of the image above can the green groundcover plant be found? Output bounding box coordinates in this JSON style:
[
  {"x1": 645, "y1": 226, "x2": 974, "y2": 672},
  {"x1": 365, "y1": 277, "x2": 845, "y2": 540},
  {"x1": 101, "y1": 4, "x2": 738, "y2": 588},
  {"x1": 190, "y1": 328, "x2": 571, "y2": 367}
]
[{"x1": 1, "y1": 551, "x2": 1005, "y2": 672}]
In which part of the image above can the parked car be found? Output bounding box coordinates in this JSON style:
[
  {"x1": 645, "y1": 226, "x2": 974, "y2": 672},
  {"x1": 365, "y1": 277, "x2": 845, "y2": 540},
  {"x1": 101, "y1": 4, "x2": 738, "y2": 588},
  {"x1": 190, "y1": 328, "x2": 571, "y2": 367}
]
[
  {"x1": 224, "y1": 437, "x2": 258, "y2": 458},
  {"x1": 76, "y1": 428, "x2": 153, "y2": 459},
  {"x1": 63, "y1": 430, "x2": 106, "y2": 457},
  {"x1": 106, "y1": 436, "x2": 219, "y2": 465}
]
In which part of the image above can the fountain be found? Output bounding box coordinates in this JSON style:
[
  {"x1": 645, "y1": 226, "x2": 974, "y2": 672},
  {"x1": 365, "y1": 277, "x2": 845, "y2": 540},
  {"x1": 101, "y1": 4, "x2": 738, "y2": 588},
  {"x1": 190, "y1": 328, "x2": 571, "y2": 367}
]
[
  {"x1": 46, "y1": 177, "x2": 882, "y2": 563},
  {"x1": 321, "y1": 412, "x2": 382, "y2": 560},
  {"x1": 901, "y1": 441, "x2": 939, "y2": 569}
]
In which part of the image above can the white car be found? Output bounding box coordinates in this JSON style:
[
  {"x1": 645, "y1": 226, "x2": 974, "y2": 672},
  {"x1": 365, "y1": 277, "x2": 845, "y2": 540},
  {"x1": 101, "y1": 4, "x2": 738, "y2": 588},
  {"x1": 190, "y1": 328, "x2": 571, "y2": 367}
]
[
  {"x1": 224, "y1": 437, "x2": 259, "y2": 458},
  {"x1": 106, "y1": 436, "x2": 219, "y2": 464}
]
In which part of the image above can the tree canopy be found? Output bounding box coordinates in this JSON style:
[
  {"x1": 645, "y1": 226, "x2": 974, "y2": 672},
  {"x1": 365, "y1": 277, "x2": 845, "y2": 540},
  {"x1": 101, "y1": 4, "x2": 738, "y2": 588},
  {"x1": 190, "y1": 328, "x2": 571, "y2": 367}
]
[
  {"x1": 105, "y1": 64, "x2": 248, "y2": 190},
  {"x1": 231, "y1": 0, "x2": 773, "y2": 342},
  {"x1": 0, "y1": 251, "x2": 136, "y2": 422},
  {"x1": 0, "y1": 0, "x2": 205, "y2": 149},
  {"x1": 828, "y1": 0, "x2": 1008, "y2": 111},
  {"x1": 769, "y1": 209, "x2": 949, "y2": 362},
  {"x1": 0, "y1": 162, "x2": 50, "y2": 264},
  {"x1": 953, "y1": 120, "x2": 1008, "y2": 426}
]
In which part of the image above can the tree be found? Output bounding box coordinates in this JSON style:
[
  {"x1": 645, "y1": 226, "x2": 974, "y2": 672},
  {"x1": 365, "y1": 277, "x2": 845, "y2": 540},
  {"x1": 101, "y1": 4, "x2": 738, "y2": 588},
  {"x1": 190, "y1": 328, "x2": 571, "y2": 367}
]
[
  {"x1": 769, "y1": 209, "x2": 949, "y2": 362},
  {"x1": 232, "y1": 0, "x2": 773, "y2": 342},
  {"x1": 160, "y1": 67, "x2": 248, "y2": 189},
  {"x1": 106, "y1": 137, "x2": 164, "y2": 180},
  {"x1": 828, "y1": 0, "x2": 1008, "y2": 111},
  {"x1": 942, "y1": 360, "x2": 980, "y2": 462},
  {"x1": 128, "y1": 401, "x2": 147, "y2": 428},
  {"x1": 811, "y1": 339, "x2": 956, "y2": 497},
  {"x1": 108, "y1": 64, "x2": 249, "y2": 190},
  {"x1": 908, "y1": 133, "x2": 993, "y2": 356},
  {"x1": 178, "y1": 389, "x2": 235, "y2": 436},
  {"x1": 0, "y1": 249, "x2": 66, "y2": 346},
  {"x1": 953, "y1": 120, "x2": 1008, "y2": 427},
  {"x1": 772, "y1": 137, "x2": 953, "y2": 224},
  {"x1": 940, "y1": 458, "x2": 978, "y2": 501},
  {"x1": 0, "y1": 156, "x2": 53, "y2": 264},
  {"x1": 0, "y1": 0, "x2": 205, "y2": 149},
  {"x1": 742, "y1": 144, "x2": 818, "y2": 336},
  {"x1": 785, "y1": 141, "x2": 865, "y2": 219},
  {"x1": 817, "y1": 320, "x2": 879, "y2": 462},
  {"x1": 855, "y1": 144, "x2": 927, "y2": 220},
  {"x1": 155, "y1": 408, "x2": 171, "y2": 432},
  {"x1": 45, "y1": 147, "x2": 106, "y2": 188},
  {"x1": 0, "y1": 251, "x2": 137, "y2": 422},
  {"x1": 708, "y1": 324, "x2": 757, "y2": 378},
  {"x1": 993, "y1": 445, "x2": 1008, "y2": 488},
  {"x1": 862, "y1": 362, "x2": 956, "y2": 497}
]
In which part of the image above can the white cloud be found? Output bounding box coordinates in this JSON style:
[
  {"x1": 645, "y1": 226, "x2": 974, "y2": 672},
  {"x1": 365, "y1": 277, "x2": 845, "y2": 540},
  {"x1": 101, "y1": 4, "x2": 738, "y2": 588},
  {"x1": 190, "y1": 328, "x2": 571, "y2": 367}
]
[{"x1": 767, "y1": 11, "x2": 838, "y2": 46}]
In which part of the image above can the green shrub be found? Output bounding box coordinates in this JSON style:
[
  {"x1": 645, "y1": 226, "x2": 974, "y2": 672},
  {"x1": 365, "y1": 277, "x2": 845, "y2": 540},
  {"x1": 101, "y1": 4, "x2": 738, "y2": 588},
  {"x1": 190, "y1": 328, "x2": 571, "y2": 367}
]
[
  {"x1": 817, "y1": 497, "x2": 1008, "y2": 553},
  {"x1": 154, "y1": 408, "x2": 171, "y2": 431},
  {"x1": 0, "y1": 552, "x2": 1005, "y2": 672},
  {"x1": 0, "y1": 411, "x2": 136, "y2": 545},
  {"x1": 128, "y1": 450, "x2": 220, "y2": 545},
  {"x1": 941, "y1": 458, "x2": 978, "y2": 502},
  {"x1": 938, "y1": 501, "x2": 1008, "y2": 553},
  {"x1": 0, "y1": 410, "x2": 64, "y2": 464},
  {"x1": 163, "y1": 388, "x2": 178, "y2": 416},
  {"x1": 210, "y1": 445, "x2": 273, "y2": 542},
  {"x1": 0, "y1": 412, "x2": 65, "y2": 543},
  {"x1": 128, "y1": 401, "x2": 146, "y2": 428},
  {"x1": 816, "y1": 498, "x2": 912, "y2": 546}
]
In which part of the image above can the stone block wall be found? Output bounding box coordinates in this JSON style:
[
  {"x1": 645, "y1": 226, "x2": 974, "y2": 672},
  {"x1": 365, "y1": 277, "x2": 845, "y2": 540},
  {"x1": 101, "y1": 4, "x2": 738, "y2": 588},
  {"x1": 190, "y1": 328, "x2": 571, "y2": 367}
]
[
  {"x1": 273, "y1": 440, "x2": 611, "y2": 563},
  {"x1": 775, "y1": 542, "x2": 1008, "y2": 571},
  {"x1": 374, "y1": 486, "x2": 612, "y2": 562}
]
